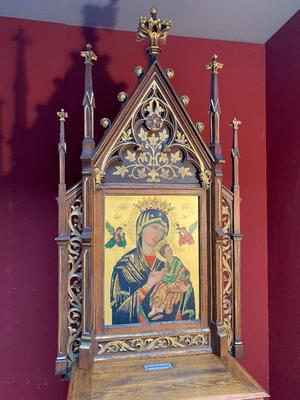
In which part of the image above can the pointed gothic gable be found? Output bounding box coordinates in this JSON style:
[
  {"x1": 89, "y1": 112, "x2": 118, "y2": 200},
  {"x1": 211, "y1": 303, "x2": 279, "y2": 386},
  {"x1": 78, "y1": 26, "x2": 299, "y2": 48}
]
[{"x1": 92, "y1": 61, "x2": 214, "y2": 189}]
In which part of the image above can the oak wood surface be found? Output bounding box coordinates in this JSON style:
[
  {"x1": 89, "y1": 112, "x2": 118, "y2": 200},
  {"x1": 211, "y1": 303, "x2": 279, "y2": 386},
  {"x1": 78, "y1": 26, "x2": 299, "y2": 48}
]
[{"x1": 68, "y1": 353, "x2": 269, "y2": 400}]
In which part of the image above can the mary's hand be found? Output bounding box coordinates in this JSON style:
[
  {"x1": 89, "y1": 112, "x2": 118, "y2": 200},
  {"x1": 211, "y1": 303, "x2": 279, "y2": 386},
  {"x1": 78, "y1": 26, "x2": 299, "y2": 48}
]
[
  {"x1": 146, "y1": 268, "x2": 166, "y2": 290},
  {"x1": 178, "y1": 282, "x2": 191, "y2": 293}
]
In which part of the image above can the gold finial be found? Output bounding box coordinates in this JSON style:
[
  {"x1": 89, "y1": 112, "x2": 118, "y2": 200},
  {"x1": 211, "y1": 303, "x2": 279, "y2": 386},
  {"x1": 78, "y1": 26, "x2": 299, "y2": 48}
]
[
  {"x1": 80, "y1": 43, "x2": 98, "y2": 65},
  {"x1": 231, "y1": 118, "x2": 241, "y2": 129},
  {"x1": 57, "y1": 109, "x2": 68, "y2": 122},
  {"x1": 165, "y1": 68, "x2": 174, "y2": 79},
  {"x1": 137, "y1": 7, "x2": 172, "y2": 58},
  {"x1": 117, "y1": 92, "x2": 128, "y2": 103},
  {"x1": 195, "y1": 122, "x2": 205, "y2": 133},
  {"x1": 180, "y1": 96, "x2": 190, "y2": 107},
  {"x1": 206, "y1": 54, "x2": 223, "y2": 74},
  {"x1": 100, "y1": 118, "x2": 111, "y2": 129},
  {"x1": 134, "y1": 66, "x2": 144, "y2": 77}
]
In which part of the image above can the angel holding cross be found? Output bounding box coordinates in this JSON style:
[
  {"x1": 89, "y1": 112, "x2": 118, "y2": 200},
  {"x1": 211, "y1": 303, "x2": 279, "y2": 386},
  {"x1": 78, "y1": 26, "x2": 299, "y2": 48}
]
[{"x1": 176, "y1": 222, "x2": 197, "y2": 246}]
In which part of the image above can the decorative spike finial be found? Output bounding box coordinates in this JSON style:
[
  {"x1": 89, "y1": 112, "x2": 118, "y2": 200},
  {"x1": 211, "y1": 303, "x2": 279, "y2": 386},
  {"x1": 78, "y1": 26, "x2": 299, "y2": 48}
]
[
  {"x1": 137, "y1": 7, "x2": 172, "y2": 59},
  {"x1": 80, "y1": 43, "x2": 96, "y2": 157},
  {"x1": 231, "y1": 117, "x2": 241, "y2": 130},
  {"x1": 207, "y1": 54, "x2": 223, "y2": 161},
  {"x1": 231, "y1": 117, "x2": 241, "y2": 188},
  {"x1": 230, "y1": 116, "x2": 243, "y2": 354},
  {"x1": 80, "y1": 43, "x2": 97, "y2": 65},
  {"x1": 57, "y1": 108, "x2": 68, "y2": 122},
  {"x1": 57, "y1": 108, "x2": 67, "y2": 186},
  {"x1": 206, "y1": 54, "x2": 223, "y2": 74}
]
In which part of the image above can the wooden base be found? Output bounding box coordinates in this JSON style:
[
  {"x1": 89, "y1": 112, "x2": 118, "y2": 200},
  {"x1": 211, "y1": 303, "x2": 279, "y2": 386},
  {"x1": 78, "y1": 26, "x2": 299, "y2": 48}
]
[{"x1": 68, "y1": 353, "x2": 269, "y2": 400}]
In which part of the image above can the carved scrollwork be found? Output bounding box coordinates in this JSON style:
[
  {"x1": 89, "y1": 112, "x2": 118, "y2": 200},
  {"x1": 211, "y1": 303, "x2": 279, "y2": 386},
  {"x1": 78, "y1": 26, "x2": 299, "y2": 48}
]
[
  {"x1": 103, "y1": 82, "x2": 211, "y2": 189},
  {"x1": 222, "y1": 197, "x2": 233, "y2": 350},
  {"x1": 98, "y1": 333, "x2": 209, "y2": 356},
  {"x1": 67, "y1": 196, "x2": 83, "y2": 366}
]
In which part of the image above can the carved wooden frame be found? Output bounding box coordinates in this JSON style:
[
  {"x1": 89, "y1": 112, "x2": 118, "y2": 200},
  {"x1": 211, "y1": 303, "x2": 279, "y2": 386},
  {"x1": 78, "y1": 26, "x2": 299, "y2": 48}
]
[{"x1": 55, "y1": 9, "x2": 243, "y2": 378}]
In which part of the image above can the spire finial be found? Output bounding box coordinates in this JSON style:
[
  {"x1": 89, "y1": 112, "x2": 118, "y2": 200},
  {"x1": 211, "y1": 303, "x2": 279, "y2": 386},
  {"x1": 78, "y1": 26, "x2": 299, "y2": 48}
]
[
  {"x1": 80, "y1": 43, "x2": 97, "y2": 65},
  {"x1": 206, "y1": 54, "x2": 223, "y2": 74},
  {"x1": 57, "y1": 108, "x2": 68, "y2": 122},
  {"x1": 137, "y1": 7, "x2": 172, "y2": 59},
  {"x1": 206, "y1": 54, "x2": 223, "y2": 160},
  {"x1": 231, "y1": 117, "x2": 241, "y2": 130},
  {"x1": 231, "y1": 117, "x2": 242, "y2": 188}
]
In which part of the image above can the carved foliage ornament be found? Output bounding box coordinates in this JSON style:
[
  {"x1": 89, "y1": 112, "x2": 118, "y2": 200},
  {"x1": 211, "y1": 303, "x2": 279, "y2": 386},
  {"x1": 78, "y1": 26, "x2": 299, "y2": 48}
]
[
  {"x1": 221, "y1": 197, "x2": 233, "y2": 350},
  {"x1": 137, "y1": 7, "x2": 172, "y2": 56},
  {"x1": 100, "y1": 82, "x2": 211, "y2": 189},
  {"x1": 67, "y1": 196, "x2": 83, "y2": 366},
  {"x1": 98, "y1": 333, "x2": 209, "y2": 356}
]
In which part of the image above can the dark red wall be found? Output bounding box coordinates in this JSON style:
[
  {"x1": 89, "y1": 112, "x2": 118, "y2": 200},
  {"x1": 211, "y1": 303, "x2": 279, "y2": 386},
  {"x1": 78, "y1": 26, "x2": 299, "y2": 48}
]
[
  {"x1": 0, "y1": 16, "x2": 268, "y2": 399},
  {"x1": 266, "y1": 10, "x2": 300, "y2": 400}
]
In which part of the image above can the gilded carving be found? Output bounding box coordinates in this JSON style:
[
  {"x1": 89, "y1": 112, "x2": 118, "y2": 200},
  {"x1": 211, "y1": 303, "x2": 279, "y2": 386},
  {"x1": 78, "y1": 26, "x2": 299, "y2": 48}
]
[
  {"x1": 67, "y1": 196, "x2": 83, "y2": 365},
  {"x1": 200, "y1": 170, "x2": 212, "y2": 190},
  {"x1": 94, "y1": 168, "x2": 105, "y2": 190},
  {"x1": 100, "y1": 118, "x2": 111, "y2": 129},
  {"x1": 221, "y1": 197, "x2": 233, "y2": 350},
  {"x1": 206, "y1": 54, "x2": 223, "y2": 74},
  {"x1": 230, "y1": 117, "x2": 241, "y2": 130},
  {"x1": 137, "y1": 7, "x2": 172, "y2": 56},
  {"x1": 57, "y1": 108, "x2": 68, "y2": 122},
  {"x1": 98, "y1": 333, "x2": 209, "y2": 355},
  {"x1": 80, "y1": 43, "x2": 97, "y2": 65},
  {"x1": 103, "y1": 82, "x2": 210, "y2": 188}
]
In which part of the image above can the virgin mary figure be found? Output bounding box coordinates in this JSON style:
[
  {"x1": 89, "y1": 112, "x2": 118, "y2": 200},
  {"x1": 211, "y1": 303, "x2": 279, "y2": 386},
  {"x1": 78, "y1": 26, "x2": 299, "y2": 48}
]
[{"x1": 110, "y1": 207, "x2": 196, "y2": 324}]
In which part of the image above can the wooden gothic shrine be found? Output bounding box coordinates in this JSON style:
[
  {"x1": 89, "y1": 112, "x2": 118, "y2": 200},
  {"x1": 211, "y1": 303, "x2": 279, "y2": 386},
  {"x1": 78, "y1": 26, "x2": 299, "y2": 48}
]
[{"x1": 56, "y1": 7, "x2": 269, "y2": 400}]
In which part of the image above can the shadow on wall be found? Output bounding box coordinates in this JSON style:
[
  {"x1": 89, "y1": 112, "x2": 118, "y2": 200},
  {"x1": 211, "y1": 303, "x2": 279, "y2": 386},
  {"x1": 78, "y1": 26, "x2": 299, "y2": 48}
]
[{"x1": 0, "y1": 2, "x2": 127, "y2": 400}]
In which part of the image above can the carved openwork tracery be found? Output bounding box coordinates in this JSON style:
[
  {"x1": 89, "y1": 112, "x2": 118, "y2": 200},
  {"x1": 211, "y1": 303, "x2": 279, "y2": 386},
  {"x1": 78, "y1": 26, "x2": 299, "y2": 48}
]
[
  {"x1": 97, "y1": 333, "x2": 209, "y2": 356},
  {"x1": 67, "y1": 196, "x2": 83, "y2": 366},
  {"x1": 100, "y1": 81, "x2": 211, "y2": 189},
  {"x1": 221, "y1": 196, "x2": 233, "y2": 351}
]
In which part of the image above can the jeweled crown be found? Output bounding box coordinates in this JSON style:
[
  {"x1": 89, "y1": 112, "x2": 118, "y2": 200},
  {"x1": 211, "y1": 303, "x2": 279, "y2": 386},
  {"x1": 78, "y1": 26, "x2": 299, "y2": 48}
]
[{"x1": 134, "y1": 197, "x2": 174, "y2": 214}]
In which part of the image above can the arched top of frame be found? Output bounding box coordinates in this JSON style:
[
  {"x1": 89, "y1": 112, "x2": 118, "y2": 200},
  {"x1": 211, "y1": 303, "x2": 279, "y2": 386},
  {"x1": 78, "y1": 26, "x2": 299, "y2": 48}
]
[{"x1": 93, "y1": 61, "x2": 214, "y2": 189}]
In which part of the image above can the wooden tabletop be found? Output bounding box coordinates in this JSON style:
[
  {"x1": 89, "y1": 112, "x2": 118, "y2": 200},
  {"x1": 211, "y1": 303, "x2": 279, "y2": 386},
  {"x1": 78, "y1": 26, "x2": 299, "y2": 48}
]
[{"x1": 68, "y1": 353, "x2": 269, "y2": 400}]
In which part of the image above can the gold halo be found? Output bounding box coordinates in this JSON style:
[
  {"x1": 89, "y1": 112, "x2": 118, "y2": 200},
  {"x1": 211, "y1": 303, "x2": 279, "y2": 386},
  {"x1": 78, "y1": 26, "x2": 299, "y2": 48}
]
[{"x1": 126, "y1": 196, "x2": 179, "y2": 245}]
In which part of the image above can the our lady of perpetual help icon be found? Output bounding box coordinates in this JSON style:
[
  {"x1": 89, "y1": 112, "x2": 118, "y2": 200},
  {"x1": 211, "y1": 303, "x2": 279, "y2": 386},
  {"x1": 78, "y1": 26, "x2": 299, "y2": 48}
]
[{"x1": 105, "y1": 196, "x2": 200, "y2": 325}]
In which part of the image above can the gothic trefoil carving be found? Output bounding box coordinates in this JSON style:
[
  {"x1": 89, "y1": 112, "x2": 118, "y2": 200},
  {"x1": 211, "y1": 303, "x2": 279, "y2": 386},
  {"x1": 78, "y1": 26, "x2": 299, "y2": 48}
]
[{"x1": 102, "y1": 82, "x2": 211, "y2": 189}]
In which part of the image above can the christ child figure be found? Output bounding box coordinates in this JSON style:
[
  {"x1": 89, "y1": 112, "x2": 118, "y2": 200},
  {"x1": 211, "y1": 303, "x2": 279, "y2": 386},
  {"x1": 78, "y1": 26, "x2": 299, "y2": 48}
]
[{"x1": 148, "y1": 244, "x2": 191, "y2": 318}]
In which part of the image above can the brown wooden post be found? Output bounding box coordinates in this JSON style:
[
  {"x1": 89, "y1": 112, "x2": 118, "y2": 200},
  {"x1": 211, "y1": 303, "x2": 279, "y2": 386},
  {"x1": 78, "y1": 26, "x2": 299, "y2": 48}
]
[
  {"x1": 206, "y1": 55, "x2": 227, "y2": 357},
  {"x1": 230, "y1": 118, "x2": 244, "y2": 357},
  {"x1": 79, "y1": 43, "x2": 97, "y2": 369},
  {"x1": 56, "y1": 109, "x2": 69, "y2": 375}
]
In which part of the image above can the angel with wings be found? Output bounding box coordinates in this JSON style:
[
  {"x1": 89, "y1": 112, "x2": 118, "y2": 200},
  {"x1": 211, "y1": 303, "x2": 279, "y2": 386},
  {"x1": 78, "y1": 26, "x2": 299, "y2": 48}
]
[
  {"x1": 105, "y1": 222, "x2": 127, "y2": 249},
  {"x1": 176, "y1": 221, "x2": 197, "y2": 246}
]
